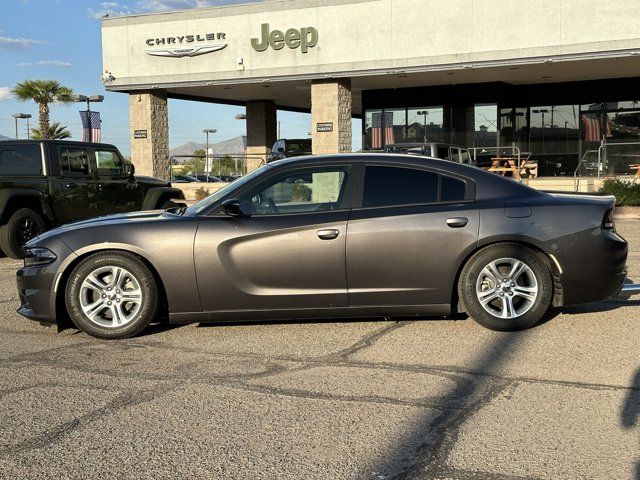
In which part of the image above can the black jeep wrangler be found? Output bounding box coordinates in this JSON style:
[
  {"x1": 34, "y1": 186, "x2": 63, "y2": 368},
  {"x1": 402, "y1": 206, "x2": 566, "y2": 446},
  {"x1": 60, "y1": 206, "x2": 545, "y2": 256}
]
[{"x1": 0, "y1": 140, "x2": 185, "y2": 259}]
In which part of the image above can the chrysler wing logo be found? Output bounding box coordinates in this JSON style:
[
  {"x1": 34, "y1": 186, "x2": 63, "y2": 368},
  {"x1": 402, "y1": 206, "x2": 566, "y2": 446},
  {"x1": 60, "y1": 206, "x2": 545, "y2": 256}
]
[{"x1": 145, "y1": 44, "x2": 228, "y2": 58}]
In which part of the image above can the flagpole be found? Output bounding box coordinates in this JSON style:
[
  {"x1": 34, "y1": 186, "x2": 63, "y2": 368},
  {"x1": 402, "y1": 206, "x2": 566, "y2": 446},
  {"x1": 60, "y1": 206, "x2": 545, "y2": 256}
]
[{"x1": 75, "y1": 95, "x2": 104, "y2": 143}]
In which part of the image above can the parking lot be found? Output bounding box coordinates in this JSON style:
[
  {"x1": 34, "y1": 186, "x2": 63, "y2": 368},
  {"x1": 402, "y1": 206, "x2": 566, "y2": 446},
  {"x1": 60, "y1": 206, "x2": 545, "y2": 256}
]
[{"x1": 0, "y1": 221, "x2": 638, "y2": 479}]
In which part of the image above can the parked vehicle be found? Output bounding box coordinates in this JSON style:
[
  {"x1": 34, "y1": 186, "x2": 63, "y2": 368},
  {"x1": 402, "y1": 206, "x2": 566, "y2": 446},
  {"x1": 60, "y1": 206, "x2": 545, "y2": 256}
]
[
  {"x1": 172, "y1": 175, "x2": 200, "y2": 183},
  {"x1": 267, "y1": 138, "x2": 312, "y2": 163},
  {"x1": 17, "y1": 154, "x2": 628, "y2": 339},
  {"x1": 195, "y1": 175, "x2": 223, "y2": 183},
  {"x1": 0, "y1": 140, "x2": 185, "y2": 259},
  {"x1": 218, "y1": 175, "x2": 241, "y2": 183},
  {"x1": 385, "y1": 142, "x2": 473, "y2": 165}
]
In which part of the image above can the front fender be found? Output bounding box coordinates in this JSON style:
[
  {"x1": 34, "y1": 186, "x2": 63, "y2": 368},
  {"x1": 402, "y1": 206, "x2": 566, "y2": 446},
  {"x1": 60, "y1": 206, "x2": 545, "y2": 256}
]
[
  {"x1": 0, "y1": 188, "x2": 54, "y2": 224},
  {"x1": 141, "y1": 187, "x2": 186, "y2": 210}
]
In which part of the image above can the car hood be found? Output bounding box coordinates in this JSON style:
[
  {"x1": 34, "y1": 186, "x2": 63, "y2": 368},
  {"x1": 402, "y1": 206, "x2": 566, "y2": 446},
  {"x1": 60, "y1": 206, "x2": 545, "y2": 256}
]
[
  {"x1": 32, "y1": 210, "x2": 171, "y2": 243},
  {"x1": 134, "y1": 175, "x2": 171, "y2": 187}
]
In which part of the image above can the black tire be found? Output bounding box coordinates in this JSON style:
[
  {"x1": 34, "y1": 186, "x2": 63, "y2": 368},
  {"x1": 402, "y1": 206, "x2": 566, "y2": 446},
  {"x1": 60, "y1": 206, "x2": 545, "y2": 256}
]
[
  {"x1": 0, "y1": 208, "x2": 47, "y2": 259},
  {"x1": 458, "y1": 243, "x2": 553, "y2": 331},
  {"x1": 65, "y1": 251, "x2": 159, "y2": 339}
]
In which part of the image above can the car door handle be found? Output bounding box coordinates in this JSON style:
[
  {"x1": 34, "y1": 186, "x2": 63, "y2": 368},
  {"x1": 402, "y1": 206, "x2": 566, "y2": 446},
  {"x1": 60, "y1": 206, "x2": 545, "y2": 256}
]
[
  {"x1": 317, "y1": 229, "x2": 340, "y2": 240},
  {"x1": 446, "y1": 217, "x2": 468, "y2": 228}
]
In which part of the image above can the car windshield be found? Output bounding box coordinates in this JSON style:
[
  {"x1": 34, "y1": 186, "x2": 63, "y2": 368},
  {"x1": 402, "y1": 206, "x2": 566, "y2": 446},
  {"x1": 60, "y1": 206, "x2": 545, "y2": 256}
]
[{"x1": 183, "y1": 164, "x2": 271, "y2": 216}]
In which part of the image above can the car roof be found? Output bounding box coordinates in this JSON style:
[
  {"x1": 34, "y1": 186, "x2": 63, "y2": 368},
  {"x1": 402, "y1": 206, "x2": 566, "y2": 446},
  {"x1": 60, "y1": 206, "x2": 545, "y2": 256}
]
[
  {"x1": 269, "y1": 153, "x2": 544, "y2": 201},
  {"x1": 0, "y1": 139, "x2": 119, "y2": 149}
]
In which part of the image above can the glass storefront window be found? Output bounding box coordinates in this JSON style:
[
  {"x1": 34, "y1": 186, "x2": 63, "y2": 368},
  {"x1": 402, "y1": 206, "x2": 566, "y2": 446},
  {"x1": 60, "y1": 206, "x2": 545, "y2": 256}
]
[
  {"x1": 530, "y1": 105, "x2": 580, "y2": 155},
  {"x1": 407, "y1": 107, "x2": 444, "y2": 143},
  {"x1": 385, "y1": 108, "x2": 407, "y2": 145},
  {"x1": 499, "y1": 107, "x2": 528, "y2": 150},
  {"x1": 474, "y1": 104, "x2": 497, "y2": 148},
  {"x1": 364, "y1": 110, "x2": 383, "y2": 150}
]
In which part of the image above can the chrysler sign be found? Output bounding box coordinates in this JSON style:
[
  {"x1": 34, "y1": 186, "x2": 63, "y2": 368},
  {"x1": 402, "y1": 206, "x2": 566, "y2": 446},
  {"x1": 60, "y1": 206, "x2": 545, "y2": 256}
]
[{"x1": 145, "y1": 32, "x2": 228, "y2": 58}]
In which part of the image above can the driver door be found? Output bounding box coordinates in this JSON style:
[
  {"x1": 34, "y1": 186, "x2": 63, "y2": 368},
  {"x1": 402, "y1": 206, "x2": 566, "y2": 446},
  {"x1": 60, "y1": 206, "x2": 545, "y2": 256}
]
[
  {"x1": 94, "y1": 148, "x2": 139, "y2": 213},
  {"x1": 194, "y1": 165, "x2": 353, "y2": 313}
]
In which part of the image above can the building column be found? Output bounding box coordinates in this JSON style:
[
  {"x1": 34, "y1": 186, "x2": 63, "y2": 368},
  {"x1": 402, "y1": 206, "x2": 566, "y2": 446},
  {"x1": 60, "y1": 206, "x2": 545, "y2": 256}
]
[
  {"x1": 311, "y1": 78, "x2": 352, "y2": 155},
  {"x1": 246, "y1": 100, "x2": 277, "y2": 172},
  {"x1": 129, "y1": 91, "x2": 169, "y2": 180}
]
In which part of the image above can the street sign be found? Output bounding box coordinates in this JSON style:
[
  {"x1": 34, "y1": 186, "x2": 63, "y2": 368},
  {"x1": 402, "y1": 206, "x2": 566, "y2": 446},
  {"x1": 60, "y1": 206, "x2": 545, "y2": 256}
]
[
  {"x1": 134, "y1": 130, "x2": 148, "y2": 139},
  {"x1": 316, "y1": 122, "x2": 333, "y2": 132}
]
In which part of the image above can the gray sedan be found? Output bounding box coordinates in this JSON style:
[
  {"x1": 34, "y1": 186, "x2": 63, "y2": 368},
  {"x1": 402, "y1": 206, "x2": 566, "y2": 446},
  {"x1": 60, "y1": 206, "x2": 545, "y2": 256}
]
[{"x1": 17, "y1": 155, "x2": 628, "y2": 339}]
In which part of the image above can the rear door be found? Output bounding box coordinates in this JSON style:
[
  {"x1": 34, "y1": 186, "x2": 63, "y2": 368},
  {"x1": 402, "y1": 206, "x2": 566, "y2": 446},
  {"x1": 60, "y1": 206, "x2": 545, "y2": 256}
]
[
  {"x1": 51, "y1": 146, "x2": 98, "y2": 223},
  {"x1": 346, "y1": 164, "x2": 479, "y2": 307},
  {"x1": 93, "y1": 148, "x2": 139, "y2": 213}
]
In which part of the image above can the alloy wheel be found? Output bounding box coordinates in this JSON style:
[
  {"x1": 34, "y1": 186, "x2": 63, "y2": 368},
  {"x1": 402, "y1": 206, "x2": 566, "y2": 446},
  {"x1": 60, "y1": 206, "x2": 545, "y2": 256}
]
[
  {"x1": 17, "y1": 218, "x2": 41, "y2": 245},
  {"x1": 475, "y1": 257, "x2": 539, "y2": 319},
  {"x1": 79, "y1": 266, "x2": 143, "y2": 328}
]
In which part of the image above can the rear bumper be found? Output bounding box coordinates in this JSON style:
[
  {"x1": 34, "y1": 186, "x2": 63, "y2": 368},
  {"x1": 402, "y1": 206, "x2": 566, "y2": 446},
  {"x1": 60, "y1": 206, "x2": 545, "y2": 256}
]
[{"x1": 549, "y1": 227, "x2": 628, "y2": 306}]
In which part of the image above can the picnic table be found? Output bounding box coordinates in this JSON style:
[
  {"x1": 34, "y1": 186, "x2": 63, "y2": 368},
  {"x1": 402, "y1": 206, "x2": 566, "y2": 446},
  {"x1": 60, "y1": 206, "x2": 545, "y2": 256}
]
[{"x1": 483, "y1": 157, "x2": 538, "y2": 180}]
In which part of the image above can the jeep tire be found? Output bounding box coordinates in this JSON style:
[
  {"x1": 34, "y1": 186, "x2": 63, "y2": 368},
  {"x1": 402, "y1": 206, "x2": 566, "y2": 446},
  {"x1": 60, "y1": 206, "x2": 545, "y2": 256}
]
[{"x1": 0, "y1": 208, "x2": 47, "y2": 259}]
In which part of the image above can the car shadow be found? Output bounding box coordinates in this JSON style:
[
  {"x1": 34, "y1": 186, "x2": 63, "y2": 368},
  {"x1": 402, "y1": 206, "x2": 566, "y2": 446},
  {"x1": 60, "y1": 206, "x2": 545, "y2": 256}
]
[{"x1": 621, "y1": 368, "x2": 640, "y2": 480}]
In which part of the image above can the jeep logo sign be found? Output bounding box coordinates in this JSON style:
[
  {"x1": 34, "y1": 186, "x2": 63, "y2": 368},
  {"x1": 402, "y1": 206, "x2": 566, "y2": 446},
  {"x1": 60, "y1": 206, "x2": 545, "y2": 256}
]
[{"x1": 251, "y1": 24, "x2": 318, "y2": 53}]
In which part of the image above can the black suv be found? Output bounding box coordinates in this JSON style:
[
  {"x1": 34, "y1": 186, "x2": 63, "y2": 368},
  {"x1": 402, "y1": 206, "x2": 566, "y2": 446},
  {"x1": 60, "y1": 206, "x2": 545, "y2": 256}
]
[
  {"x1": 267, "y1": 138, "x2": 312, "y2": 163},
  {"x1": 0, "y1": 140, "x2": 185, "y2": 259}
]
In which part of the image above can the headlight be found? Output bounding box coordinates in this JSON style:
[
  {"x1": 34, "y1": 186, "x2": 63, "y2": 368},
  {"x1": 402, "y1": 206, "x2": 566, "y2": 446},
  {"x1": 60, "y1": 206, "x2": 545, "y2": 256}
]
[{"x1": 23, "y1": 247, "x2": 57, "y2": 267}]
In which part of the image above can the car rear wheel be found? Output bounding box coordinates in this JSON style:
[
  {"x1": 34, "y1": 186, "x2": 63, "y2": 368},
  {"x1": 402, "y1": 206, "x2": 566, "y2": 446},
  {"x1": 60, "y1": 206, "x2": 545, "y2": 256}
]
[
  {"x1": 0, "y1": 208, "x2": 47, "y2": 259},
  {"x1": 459, "y1": 243, "x2": 553, "y2": 331},
  {"x1": 65, "y1": 251, "x2": 159, "y2": 339}
]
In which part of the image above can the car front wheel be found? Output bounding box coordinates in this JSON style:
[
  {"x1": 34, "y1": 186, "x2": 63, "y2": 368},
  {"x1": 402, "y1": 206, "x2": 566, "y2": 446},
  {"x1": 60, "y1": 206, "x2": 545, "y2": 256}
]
[
  {"x1": 459, "y1": 243, "x2": 553, "y2": 331},
  {"x1": 65, "y1": 251, "x2": 159, "y2": 339}
]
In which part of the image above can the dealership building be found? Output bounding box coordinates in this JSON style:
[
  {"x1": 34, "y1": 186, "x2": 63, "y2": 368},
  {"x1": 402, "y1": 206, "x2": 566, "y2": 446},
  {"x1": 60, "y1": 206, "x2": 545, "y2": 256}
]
[{"x1": 101, "y1": 0, "x2": 640, "y2": 179}]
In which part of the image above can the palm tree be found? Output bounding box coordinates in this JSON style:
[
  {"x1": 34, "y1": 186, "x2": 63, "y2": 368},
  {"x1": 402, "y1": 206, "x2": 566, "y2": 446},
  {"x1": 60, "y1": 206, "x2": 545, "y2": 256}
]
[
  {"x1": 12, "y1": 80, "x2": 74, "y2": 139},
  {"x1": 30, "y1": 122, "x2": 71, "y2": 140}
]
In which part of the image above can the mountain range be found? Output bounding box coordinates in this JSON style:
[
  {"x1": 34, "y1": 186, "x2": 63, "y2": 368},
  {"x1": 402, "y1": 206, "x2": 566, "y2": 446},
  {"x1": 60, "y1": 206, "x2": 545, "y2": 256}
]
[
  {"x1": 169, "y1": 135, "x2": 247, "y2": 162},
  {"x1": 0, "y1": 133, "x2": 12, "y2": 141}
]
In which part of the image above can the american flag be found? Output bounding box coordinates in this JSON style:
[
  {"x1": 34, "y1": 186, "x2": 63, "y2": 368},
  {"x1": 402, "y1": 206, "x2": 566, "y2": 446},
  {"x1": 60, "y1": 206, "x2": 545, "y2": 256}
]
[
  {"x1": 582, "y1": 114, "x2": 601, "y2": 143},
  {"x1": 80, "y1": 111, "x2": 102, "y2": 142},
  {"x1": 370, "y1": 111, "x2": 395, "y2": 149}
]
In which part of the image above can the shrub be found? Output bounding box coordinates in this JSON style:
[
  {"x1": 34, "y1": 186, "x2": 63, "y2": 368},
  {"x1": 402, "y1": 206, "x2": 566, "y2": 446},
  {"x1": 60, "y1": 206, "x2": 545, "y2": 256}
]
[
  {"x1": 598, "y1": 178, "x2": 640, "y2": 206},
  {"x1": 195, "y1": 187, "x2": 211, "y2": 200},
  {"x1": 291, "y1": 184, "x2": 312, "y2": 202}
]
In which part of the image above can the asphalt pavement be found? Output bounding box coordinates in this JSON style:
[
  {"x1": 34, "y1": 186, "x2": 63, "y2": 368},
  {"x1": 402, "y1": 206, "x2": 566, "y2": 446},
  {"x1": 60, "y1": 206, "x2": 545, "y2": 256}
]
[{"x1": 0, "y1": 221, "x2": 639, "y2": 479}]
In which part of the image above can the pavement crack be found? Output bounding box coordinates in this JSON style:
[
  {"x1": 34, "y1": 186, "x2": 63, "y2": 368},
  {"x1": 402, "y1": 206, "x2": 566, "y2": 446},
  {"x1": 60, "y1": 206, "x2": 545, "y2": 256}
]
[
  {"x1": 0, "y1": 383, "x2": 180, "y2": 457},
  {"x1": 325, "y1": 320, "x2": 412, "y2": 360}
]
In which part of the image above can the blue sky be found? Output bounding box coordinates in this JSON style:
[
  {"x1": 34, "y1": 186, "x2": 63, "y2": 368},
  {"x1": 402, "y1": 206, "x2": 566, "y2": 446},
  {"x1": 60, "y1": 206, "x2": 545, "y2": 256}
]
[{"x1": 0, "y1": 0, "x2": 362, "y2": 154}]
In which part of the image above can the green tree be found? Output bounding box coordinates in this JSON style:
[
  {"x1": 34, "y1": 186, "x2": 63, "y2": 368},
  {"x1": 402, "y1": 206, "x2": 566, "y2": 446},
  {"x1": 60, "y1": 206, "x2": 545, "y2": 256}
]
[
  {"x1": 183, "y1": 149, "x2": 206, "y2": 175},
  {"x1": 12, "y1": 80, "x2": 74, "y2": 140},
  {"x1": 30, "y1": 121, "x2": 71, "y2": 140}
]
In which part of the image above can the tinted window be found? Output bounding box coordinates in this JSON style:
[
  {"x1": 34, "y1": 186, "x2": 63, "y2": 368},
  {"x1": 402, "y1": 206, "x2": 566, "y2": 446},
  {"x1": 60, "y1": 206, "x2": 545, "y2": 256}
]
[
  {"x1": 363, "y1": 166, "x2": 438, "y2": 208},
  {"x1": 0, "y1": 145, "x2": 42, "y2": 175},
  {"x1": 60, "y1": 148, "x2": 89, "y2": 176},
  {"x1": 240, "y1": 168, "x2": 348, "y2": 216},
  {"x1": 441, "y1": 175, "x2": 467, "y2": 202},
  {"x1": 95, "y1": 150, "x2": 124, "y2": 176}
]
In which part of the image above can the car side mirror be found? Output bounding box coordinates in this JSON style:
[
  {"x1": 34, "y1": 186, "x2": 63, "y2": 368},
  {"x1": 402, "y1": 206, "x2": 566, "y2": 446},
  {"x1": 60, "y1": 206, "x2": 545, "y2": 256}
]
[
  {"x1": 277, "y1": 147, "x2": 285, "y2": 153},
  {"x1": 220, "y1": 199, "x2": 248, "y2": 218},
  {"x1": 124, "y1": 163, "x2": 135, "y2": 178}
]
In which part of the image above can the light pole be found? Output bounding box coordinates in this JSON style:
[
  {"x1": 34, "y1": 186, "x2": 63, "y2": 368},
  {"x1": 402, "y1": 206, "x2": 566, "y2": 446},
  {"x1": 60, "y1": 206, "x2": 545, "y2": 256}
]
[
  {"x1": 417, "y1": 110, "x2": 429, "y2": 142},
  {"x1": 75, "y1": 95, "x2": 104, "y2": 142},
  {"x1": 12, "y1": 113, "x2": 31, "y2": 139},
  {"x1": 235, "y1": 114, "x2": 248, "y2": 173},
  {"x1": 203, "y1": 129, "x2": 217, "y2": 175}
]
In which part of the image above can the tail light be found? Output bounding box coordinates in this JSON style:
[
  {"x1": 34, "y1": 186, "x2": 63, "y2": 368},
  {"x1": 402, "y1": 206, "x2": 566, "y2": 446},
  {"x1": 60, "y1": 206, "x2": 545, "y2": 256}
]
[{"x1": 602, "y1": 208, "x2": 615, "y2": 230}]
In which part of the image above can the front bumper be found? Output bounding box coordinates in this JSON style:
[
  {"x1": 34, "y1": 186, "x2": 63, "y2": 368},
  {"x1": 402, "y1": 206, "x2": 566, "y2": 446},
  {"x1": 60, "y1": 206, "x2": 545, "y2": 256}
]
[{"x1": 16, "y1": 239, "x2": 75, "y2": 324}]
